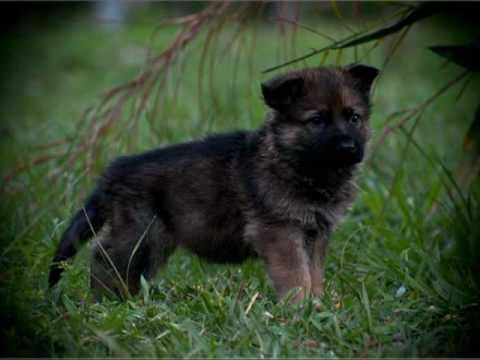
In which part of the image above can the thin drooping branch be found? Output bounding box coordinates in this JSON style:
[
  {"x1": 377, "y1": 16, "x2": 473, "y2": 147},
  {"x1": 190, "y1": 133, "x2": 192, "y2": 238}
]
[
  {"x1": 3, "y1": 2, "x2": 471, "y2": 197},
  {"x1": 3, "y1": 2, "x2": 234, "y2": 189}
]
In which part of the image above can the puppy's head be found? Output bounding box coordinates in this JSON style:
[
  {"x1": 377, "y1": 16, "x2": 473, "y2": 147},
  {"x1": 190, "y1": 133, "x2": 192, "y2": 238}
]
[{"x1": 261, "y1": 64, "x2": 379, "y2": 169}]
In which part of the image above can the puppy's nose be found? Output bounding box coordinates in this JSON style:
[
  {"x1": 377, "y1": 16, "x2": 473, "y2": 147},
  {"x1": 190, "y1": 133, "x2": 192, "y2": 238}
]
[{"x1": 337, "y1": 139, "x2": 356, "y2": 153}]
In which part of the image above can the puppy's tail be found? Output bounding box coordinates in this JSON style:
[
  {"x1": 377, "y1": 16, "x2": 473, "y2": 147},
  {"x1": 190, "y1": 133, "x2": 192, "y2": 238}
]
[{"x1": 48, "y1": 187, "x2": 107, "y2": 288}]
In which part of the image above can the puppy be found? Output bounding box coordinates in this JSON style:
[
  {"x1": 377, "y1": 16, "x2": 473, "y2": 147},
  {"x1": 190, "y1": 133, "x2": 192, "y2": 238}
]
[{"x1": 49, "y1": 64, "x2": 379, "y2": 302}]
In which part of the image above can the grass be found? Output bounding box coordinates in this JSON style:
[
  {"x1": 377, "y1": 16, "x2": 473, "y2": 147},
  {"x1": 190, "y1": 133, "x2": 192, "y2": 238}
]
[{"x1": 1, "y1": 4, "x2": 480, "y2": 357}]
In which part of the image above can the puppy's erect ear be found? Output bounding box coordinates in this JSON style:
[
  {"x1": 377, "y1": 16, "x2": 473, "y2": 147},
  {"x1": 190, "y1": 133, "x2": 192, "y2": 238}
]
[
  {"x1": 261, "y1": 75, "x2": 304, "y2": 111},
  {"x1": 345, "y1": 64, "x2": 379, "y2": 95}
]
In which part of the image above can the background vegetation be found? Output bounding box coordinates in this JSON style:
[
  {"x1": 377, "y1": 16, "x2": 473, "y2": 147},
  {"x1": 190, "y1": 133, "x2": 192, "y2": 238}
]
[{"x1": 1, "y1": 2, "x2": 479, "y2": 357}]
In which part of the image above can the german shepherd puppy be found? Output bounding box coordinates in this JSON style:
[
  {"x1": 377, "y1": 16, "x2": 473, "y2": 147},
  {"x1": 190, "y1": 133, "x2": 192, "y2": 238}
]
[{"x1": 49, "y1": 64, "x2": 379, "y2": 302}]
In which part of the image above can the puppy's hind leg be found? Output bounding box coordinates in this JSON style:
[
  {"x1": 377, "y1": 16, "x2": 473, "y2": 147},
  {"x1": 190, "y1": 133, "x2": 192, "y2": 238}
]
[{"x1": 90, "y1": 213, "x2": 175, "y2": 300}]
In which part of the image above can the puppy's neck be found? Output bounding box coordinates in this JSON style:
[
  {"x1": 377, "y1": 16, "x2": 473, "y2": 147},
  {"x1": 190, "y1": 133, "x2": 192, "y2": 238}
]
[{"x1": 252, "y1": 122, "x2": 356, "y2": 207}]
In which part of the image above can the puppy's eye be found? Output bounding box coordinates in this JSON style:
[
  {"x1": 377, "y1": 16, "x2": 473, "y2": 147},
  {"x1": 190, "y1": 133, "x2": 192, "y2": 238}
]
[{"x1": 349, "y1": 113, "x2": 361, "y2": 125}]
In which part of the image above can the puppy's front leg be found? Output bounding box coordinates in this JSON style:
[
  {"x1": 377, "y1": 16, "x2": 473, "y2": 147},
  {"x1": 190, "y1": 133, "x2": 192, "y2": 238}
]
[
  {"x1": 308, "y1": 236, "x2": 328, "y2": 297},
  {"x1": 262, "y1": 229, "x2": 311, "y2": 303}
]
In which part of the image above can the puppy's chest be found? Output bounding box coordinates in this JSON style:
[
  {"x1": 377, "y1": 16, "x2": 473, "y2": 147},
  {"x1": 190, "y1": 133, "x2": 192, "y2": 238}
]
[
  {"x1": 274, "y1": 197, "x2": 345, "y2": 231},
  {"x1": 251, "y1": 177, "x2": 353, "y2": 231}
]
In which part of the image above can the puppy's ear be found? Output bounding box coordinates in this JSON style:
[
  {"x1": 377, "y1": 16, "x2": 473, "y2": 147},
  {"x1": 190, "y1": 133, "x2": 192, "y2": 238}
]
[
  {"x1": 261, "y1": 75, "x2": 304, "y2": 111},
  {"x1": 345, "y1": 64, "x2": 379, "y2": 95}
]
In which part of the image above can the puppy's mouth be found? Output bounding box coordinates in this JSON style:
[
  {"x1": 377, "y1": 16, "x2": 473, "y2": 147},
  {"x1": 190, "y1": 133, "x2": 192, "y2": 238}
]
[{"x1": 332, "y1": 150, "x2": 364, "y2": 167}]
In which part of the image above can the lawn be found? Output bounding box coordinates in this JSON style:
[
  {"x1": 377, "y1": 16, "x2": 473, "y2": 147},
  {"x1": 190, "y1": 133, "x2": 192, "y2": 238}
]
[{"x1": 1, "y1": 3, "x2": 479, "y2": 357}]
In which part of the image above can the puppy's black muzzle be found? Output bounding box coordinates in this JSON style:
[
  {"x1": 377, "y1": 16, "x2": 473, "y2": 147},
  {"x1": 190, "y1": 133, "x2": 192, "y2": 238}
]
[
  {"x1": 332, "y1": 136, "x2": 364, "y2": 166},
  {"x1": 300, "y1": 134, "x2": 365, "y2": 169}
]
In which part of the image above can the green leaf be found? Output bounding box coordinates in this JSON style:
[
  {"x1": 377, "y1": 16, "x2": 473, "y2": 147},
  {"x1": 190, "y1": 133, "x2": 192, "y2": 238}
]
[
  {"x1": 430, "y1": 44, "x2": 480, "y2": 71},
  {"x1": 337, "y1": 3, "x2": 439, "y2": 49},
  {"x1": 263, "y1": 3, "x2": 440, "y2": 73}
]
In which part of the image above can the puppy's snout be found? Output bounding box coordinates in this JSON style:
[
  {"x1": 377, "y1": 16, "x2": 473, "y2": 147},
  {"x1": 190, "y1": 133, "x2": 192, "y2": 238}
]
[{"x1": 336, "y1": 139, "x2": 356, "y2": 153}]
